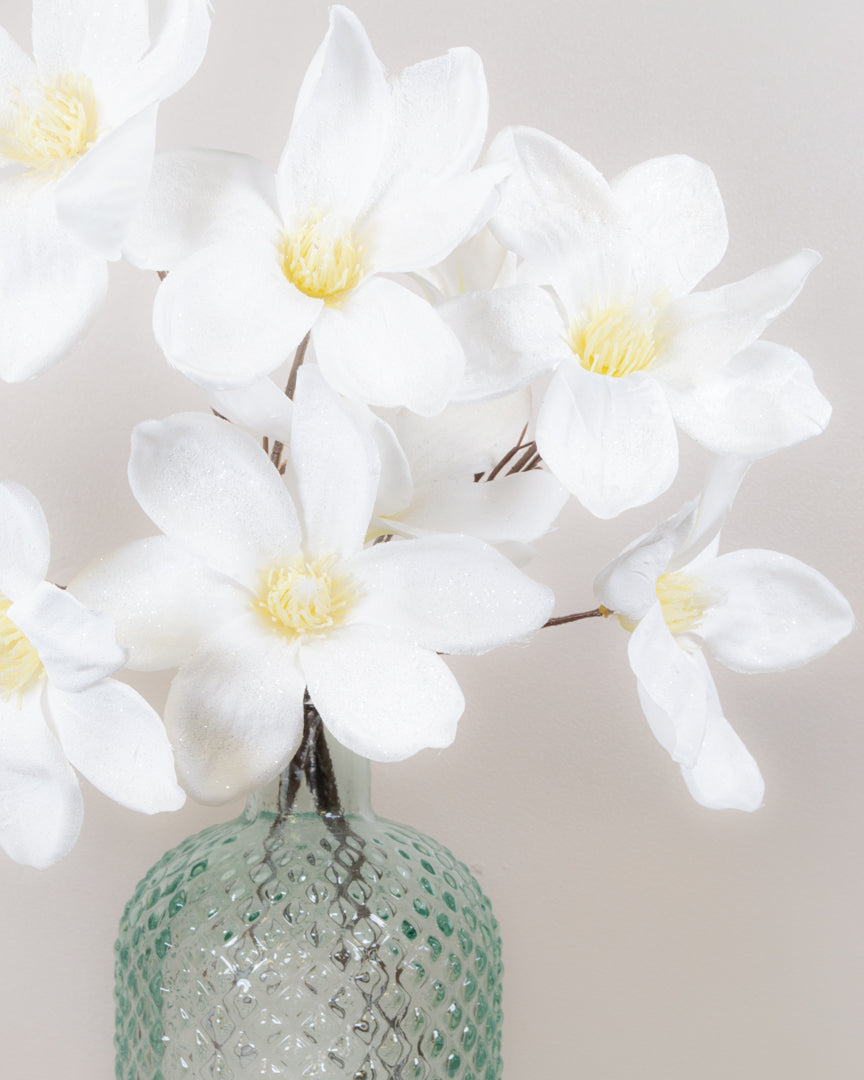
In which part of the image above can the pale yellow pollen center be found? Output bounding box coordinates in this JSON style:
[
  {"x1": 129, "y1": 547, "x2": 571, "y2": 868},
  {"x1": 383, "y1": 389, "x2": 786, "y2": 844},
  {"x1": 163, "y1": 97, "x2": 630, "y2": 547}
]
[
  {"x1": 0, "y1": 598, "x2": 44, "y2": 704},
  {"x1": 618, "y1": 572, "x2": 722, "y2": 644},
  {"x1": 255, "y1": 557, "x2": 359, "y2": 639},
  {"x1": 0, "y1": 74, "x2": 99, "y2": 174},
  {"x1": 569, "y1": 303, "x2": 657, "y2": 377},
  {"x1": 278, "y1": 217, "x2": 365, "y2": 305}
]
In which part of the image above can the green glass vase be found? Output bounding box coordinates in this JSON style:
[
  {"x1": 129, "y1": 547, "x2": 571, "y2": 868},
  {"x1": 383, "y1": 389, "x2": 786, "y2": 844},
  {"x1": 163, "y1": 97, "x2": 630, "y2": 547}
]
[{"x1": 114, "y1": 701, "x2": 503, "y2": 1079}]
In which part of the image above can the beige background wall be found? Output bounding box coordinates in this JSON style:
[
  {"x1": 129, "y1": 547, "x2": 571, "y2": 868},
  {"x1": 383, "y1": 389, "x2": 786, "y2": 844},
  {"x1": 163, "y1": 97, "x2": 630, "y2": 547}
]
[{"x1": 1, "y1": 0, "x2": 861, "y2": 1076}]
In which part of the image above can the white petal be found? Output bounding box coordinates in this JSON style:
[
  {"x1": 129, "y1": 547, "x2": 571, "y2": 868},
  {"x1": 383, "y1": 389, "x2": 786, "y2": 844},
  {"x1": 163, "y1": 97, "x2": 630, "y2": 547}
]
[
  {"x1": 381, "y1": 389, "x2": 534, "y2": 487},
  {"x1": 153, "y1": 236, "x2": 321, "y2": 388},
  {"x1": 128, "y1": 413, "x2": 301, "y2": 587},
  {"x1": 113, "y1": 0, "x2": 211, "y2": 116},
  {"x1": 68, "y1": 536, "x2": 248, "y2": 671},
  {"x1": 594, "y1": 501, "x2": 697, "y2": 619},
  {"x1": 9, "y1": 581, "x2": 125, "y2": 692},
  {"x1": 666, "y1": 340, "x2": 831, "y2": 457},
  {"x1": 0, "y1": 481, "x2": 50, "y2": 600},
  {"x1": 417, "y1": 224, "x2": 516, "y2": 299},
  {"x1": 398, "y1": 470, "x2": 567, "y2": 545},
  {"x1": 277, "y1": 6, "x2": 390, "y2": 224},
  {"x1": 536, "y1": 362, "x2": 679, "y2": 518},
  {"x1": 667, "y1": 456, "x2": 752, "y2": 574},
  {"x1": 124, "y1": 149, "x2": 280, "y2": 270},
  {"x1": 657, "y1": 250, "x2": 821, "y2": 387},
  {"x1": 441, "y1": 284, "x2": 568, "y2": 402},
  {"x1": 0, "y1": 179, "x2": 108, "y2": 382},
  {"x1": 354, "y1": 408, "x2": 413, "y2": 519},
  {"x1": 699, "y1": 550, "x2": 855, "y2": 673},
  {"x1": 300, "y1": 625, "x2": 463, "y2": 761},
  {"x1": 0, "y1": 27, "x2": 35, "y2": 133},
  {"x1": 368, "y1": 46, "x2": 487, "y2": 208},
  {"x1": 46, "y1": 679, "x2": 185, "y2": 812},
  {"x1": 629, "y1": 604, "x2": 712, "y2": 768},
  {"x1": 350, "y1": 534, "x2": 553, "y2": 654},
  {"x1": 32, "y1": 0, "x2": 149, "y2": 86},
  {"x1": 209, "y1": 377, "x2": 294, "y2": 444},
  {"x1": 164, "y1": 615, "x2": 306, "y2": 804},
  {"x1": 681, "y1": 679, "x2": 764, "y2": 811},
  {"x1": 312, "y1": 277, "x2": 464, "y2": 415},
  {"x1": 366, "y1": 164, "x2": 509, "y2": 274},
  {"x1": 611, "y1": 155, "x2": 728, "y2": 297},
  {"x1": 290, "y1": 366, "x2": 379, "y2": 559},
  {"x1": 55, "y1": 104, "x2": 158, "y2": 260},
  {"x1": 489, "y1": 126, "x2": 619, "y2": 266},
  {"x1": 0, "y1": 685, "x2": 83, "y2": 868}
]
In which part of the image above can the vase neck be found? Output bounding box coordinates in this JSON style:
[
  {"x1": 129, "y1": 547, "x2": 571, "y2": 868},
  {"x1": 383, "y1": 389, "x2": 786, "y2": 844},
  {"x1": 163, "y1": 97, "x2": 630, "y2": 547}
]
[{"x1": 245, "y1": 698, "x2": 372, "y2": 821}]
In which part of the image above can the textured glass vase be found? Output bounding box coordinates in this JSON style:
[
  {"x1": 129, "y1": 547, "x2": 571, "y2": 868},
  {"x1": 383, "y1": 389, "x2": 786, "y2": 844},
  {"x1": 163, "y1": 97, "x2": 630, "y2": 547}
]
[{"x1": 114, "y1": 702, "x2": 503, "y2": 1079}]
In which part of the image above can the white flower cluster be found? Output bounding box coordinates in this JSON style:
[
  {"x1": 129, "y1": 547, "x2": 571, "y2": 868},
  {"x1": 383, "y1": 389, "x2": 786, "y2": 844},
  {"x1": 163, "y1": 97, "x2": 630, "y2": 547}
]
[{"x1": 0, "y1": 3, "x2": 853, "y2": 865}]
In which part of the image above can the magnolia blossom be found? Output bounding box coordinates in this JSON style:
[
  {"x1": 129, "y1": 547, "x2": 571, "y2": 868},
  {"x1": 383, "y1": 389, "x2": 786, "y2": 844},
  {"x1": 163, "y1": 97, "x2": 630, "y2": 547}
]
[
  {"x1": 445, "y1": 127, "x2": 831, "y2": 517},
  {"x1": 0, "y1": 0, "x2": 211, "y2": 381},
  {"x1": 210, "y1": 376, "x2": 567, "y2": 553},
  {"x1": 71, "y1": 368, "x2": 554, "y2": 804},
  {"x1": 0, "y1": 482, "x2": 184, "y2": 868},
  {"x1": 125, "y1": 5, "x2": 505, "y2": 415},
  {"x1": 594, "y1": 463, "x2": 854, "y2": 810},
  {"x1": 370, "y1": 392, "x2": 567, "y2": 553}
]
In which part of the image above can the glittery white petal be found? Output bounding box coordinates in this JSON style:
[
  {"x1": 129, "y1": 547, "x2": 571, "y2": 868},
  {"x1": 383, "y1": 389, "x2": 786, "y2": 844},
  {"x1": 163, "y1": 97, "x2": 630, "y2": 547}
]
[
  {"x1": 46, "y1": 679, "x2": 185, "y2": 813},
  {"x1": 128, "y1": 413, "x2": 302, "y2": 588},
  {"x1": 290, "y1": 365, "x2": 380, "y2": 560},
  {"x1": 699, "y1": 550, "x2": 855, "y2": 673},
  {"x1": 0, "y1": 685, "x2": 83, "y2": 869},
  {"x1": 300, "y1": 625, "x2": 463, "y2": 762},
  {"x1": 349, "y1": 534, "x2": 553, "y2": 655},
  {"x1": 69, "y1": 536, "x2": 248, "y2": 671},
  {"x1": 9, "y1": 581, "x2": 125, "y2": 692},
  {"x1": 165, "y1": 614, "x2": 306, "y2": 804},
  {"x1": 0, "y1": 481, "x2": 50, "y2": 600}
]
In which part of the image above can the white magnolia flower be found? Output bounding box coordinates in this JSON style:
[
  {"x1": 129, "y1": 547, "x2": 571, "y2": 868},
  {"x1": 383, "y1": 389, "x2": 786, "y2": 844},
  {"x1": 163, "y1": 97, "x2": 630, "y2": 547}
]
[
  {"x1": 126, "y1": 5, "x2": 505, "y2": 415},
  {"x1": 0, "y1": 482, "x2": 185, "y2": 868},
  {"x1": 0, "y1": 0, "x2": 211, "y2": 382},
  {"x1": 71, "y1": 367, "x2": 554, "y2": 804},
  {"x1": 209, "y1": 376, "x2": 567, "y2": 553},
  {"x1": 370, "y1": 391, "x2": 567, "y2": 553},
  {"x1": 456, "y1": 127, "x2": 831, "y2": 517},
  {"x1": 594, "y1": 462, "x2": 854, "y2": 810}
]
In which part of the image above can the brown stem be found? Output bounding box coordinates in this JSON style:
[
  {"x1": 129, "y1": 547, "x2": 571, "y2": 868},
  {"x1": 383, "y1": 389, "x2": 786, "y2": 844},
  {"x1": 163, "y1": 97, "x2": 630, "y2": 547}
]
[
  {"x1": 284, "y1": 331, "x2": 311, "y2": 400},
  {"x1": 543, "y1": 606, "x2": 611, "y2": 628},
  {"x1": 485, "y1": 423, "x2": 530, "y2": 482}
]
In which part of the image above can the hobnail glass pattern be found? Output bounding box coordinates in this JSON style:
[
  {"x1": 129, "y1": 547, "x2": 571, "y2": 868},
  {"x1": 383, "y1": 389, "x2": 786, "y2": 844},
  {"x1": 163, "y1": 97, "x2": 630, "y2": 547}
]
[{"x1": 114, "y1": 808, "x2": 503, "y2": 1079}]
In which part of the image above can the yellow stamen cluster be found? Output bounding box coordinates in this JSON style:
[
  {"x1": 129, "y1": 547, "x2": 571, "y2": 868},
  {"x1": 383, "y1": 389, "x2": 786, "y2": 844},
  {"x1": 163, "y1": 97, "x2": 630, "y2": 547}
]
[
  {"x1": 278, "y1": 217, "x2": 365, "y2": 305},
  {"x1": 255, "y1": 556, "x2": 359, "y2": 639},
  {"x1": 569, "y1": 303, "x2": 657, "y2": 378},
  {"x1": 618, "y1": 572, "x2": 722, "y2": 644},
  {"x1": 0, "y1": 74, "x2": 99, "y2": 175},
  {"x1": 0, "y1": 598, "x2": 44, "y2": 704}
]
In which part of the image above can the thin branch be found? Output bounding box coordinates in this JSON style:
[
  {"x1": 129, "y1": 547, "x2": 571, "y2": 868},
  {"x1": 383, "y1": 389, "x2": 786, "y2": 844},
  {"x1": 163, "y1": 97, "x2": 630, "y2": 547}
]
[
  {"x1": 506, "y1": 441, "x2": 538, "y2": 475},
  {"x1": 543, "y1": 606, "x2": 611, "y2": 628},
  {"x1": 284, "y1": 331, "x2": 310, "y2": 400},
  {"x1": 485, "y1": 422, "x2": 530, "y2": 482}
]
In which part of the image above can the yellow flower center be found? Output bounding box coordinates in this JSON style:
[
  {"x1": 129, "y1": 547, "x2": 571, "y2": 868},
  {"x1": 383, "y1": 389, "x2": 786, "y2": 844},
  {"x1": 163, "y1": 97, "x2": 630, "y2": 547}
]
[
  {"x1": 0, "y1": 74, "x2": 99, "y2": 175},
  {"x1": 278, "y1": 217, "x2": 365, "y2": 305},
  {"x1": 255, "y1": 556, "x2": 359, "y2": 639},
  {"x1": 0, "y1": 598, "x2": 44, "y2": 704},
  {"x1": 618, "y1": 572, "x2": 723, "y2": 645},
  {"x1": 569, "y1": 303, "x2": 657, "y2": 377}
]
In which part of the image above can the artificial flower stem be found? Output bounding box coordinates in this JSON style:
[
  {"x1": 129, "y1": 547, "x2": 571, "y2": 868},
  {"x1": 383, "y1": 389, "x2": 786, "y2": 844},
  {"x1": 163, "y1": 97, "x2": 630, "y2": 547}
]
[
  {"x1": 284, "y1": 331, "x2": 311, "y2": 401},
  {"x1": 543, "y1": 606, "x2": 610, "y2": 628}
]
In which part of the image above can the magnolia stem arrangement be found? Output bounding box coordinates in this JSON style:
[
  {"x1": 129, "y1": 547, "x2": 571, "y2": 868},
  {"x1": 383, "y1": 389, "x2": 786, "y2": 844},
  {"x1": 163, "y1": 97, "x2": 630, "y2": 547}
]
[{"x1": 0, "y1": 1, "x2": 854, "y2": 871}]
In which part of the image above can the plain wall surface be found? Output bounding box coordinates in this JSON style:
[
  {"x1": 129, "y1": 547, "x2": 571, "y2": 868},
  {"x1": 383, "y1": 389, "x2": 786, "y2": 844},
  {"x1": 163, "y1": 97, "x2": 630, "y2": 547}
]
[{"x1": 0, "y1": 1, "x2": 861, "y2": 1077}]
